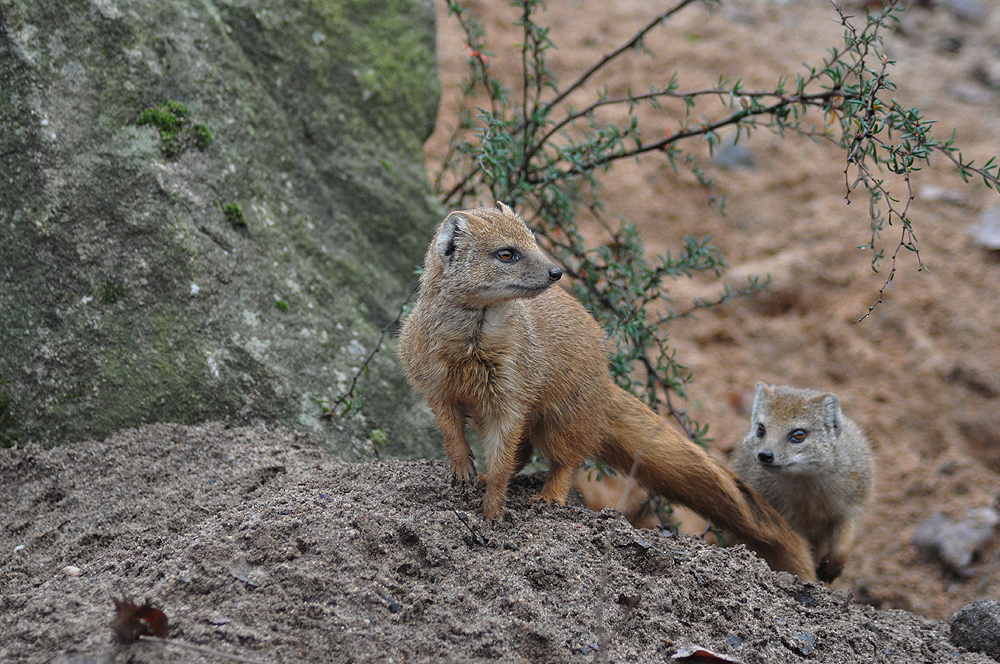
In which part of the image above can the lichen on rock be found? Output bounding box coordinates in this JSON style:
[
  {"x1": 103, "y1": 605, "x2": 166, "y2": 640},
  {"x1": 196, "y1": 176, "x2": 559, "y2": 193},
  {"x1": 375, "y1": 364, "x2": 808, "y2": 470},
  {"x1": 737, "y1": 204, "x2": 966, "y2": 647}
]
[{"x1": 0, "y1": 0, "x2": 443, "y2": 457}]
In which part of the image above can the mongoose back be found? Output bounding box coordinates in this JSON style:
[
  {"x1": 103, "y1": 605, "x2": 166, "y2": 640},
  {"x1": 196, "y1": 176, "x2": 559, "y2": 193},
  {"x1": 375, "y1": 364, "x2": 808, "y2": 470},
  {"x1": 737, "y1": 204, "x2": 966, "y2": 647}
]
[
  {"x1": 398, "y1": 203, "x2": 816, "y2": 580},
  {"x1": 733, "y1": 383, "x2": 875, "y2": 581}
]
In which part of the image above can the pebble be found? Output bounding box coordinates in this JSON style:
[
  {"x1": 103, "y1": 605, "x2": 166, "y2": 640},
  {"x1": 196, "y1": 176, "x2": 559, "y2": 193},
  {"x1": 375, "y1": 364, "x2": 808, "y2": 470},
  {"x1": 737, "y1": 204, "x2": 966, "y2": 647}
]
[
  {"x1": 62, "y1": 565, "x2": 82, "y2": 577},
  {"x1": 712, "y1": 133, "x2": 755, "y2": 171},
  {"x1": 794, "y1": 631, "x2": 816, "y2": 655},
  {"x1": 918, "y1": 183, "x2": 968, "y2": 206},
  {"x1": 937, "y1": 0, "x2": 989, "y2": 24},
  {"x1": 950, "y1": 599, "x2": 1000, "y2": 659},
  {"x1": 968, "y1": 205, "x2": 1000, "y2": 250}
]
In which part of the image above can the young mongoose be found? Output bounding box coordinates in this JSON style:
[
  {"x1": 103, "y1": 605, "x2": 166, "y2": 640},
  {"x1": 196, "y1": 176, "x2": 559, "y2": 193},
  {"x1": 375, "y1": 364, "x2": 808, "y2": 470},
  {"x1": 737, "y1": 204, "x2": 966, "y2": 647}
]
[
  {"x1": 398, "y1": 203, "x2": 816, "y2": 580},
  {"x1": 733, "y1": 383, "x2": 875, "y2": 581}
]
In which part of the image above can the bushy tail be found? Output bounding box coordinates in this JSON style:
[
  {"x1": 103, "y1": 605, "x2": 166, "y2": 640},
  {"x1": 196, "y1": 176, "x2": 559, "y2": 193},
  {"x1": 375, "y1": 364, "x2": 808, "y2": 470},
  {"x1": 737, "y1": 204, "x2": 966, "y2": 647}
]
[{"x1": 599, "y1": 389, "x2": 816, "y2": 581}]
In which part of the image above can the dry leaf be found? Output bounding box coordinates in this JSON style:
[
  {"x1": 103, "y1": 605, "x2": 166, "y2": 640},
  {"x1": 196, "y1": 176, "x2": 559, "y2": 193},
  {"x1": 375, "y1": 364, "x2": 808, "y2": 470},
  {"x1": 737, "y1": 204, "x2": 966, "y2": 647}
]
[
  {"x1": 112, "y1": 597, "x2": 169, "y2": 643},
  {"x1": 672, "y1": 645, "x2": 744, "y2": 664}
]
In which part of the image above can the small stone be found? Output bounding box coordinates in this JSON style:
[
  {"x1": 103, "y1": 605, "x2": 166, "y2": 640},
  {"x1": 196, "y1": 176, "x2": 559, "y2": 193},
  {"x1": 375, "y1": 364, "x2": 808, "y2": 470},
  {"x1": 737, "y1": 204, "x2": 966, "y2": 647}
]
[
  {"x1": 937, "y1": 0, "x2": 988, "y2": 23},
  {"x1": 951, "y1": 599, "x2": 1000, "y2": 659},
  {"x1": 712, "y1": 133, "x2": 755, "y2": 171},
  {"x1": 62, "y1": 565, "x2": 82, "y2": 577},
  {"x1": 796, "y1": 632, "x2": 816, "y2": 655},
  {"x1": 912, "y1": 507, "x2": 1000, "y2": 574},
  {"x1": 969, "y1": 205, "x2": 1000, "y2": 250},
  {"x1": 918, "y1": 183, "x2": 968, "y2": 206}
]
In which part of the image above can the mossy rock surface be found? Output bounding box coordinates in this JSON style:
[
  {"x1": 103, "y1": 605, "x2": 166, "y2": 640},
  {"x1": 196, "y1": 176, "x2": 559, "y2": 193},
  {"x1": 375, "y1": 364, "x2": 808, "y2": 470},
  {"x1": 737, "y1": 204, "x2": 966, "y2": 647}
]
[{"x1": 0, "y1": 0, "x2": 443, "y2": 457}]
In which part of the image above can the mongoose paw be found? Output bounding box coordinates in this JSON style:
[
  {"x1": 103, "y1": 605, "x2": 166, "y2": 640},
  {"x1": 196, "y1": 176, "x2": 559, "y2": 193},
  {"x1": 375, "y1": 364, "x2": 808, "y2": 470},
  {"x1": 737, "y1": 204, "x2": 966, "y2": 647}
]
[
  {"x1": 816, "y1": 555, "x2": 845, "y2": 583},
  {"x1": 529, "y1": 493, "x2": 564, "y2": 506},
  {"x1": 481, "y1": 496, "x2": 505, "y2": 520},
  {"x1": 449, "y1": 462, "x2": 478, "y2": 486}
]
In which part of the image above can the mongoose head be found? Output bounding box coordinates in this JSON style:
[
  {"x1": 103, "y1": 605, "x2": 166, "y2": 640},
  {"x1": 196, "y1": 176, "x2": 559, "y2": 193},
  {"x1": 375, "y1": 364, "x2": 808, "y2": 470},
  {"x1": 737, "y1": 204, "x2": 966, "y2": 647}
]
[
  {"x1": 421, "y1": 202, "x2": 563, "y2": 308},
  {"x1": 742, "y1": 382, "x2": 843, "y2": 475}
]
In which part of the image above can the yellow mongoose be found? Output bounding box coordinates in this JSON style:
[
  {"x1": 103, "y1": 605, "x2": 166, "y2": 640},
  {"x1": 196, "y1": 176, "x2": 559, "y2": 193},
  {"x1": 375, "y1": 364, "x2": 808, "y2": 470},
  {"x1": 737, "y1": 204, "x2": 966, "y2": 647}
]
[
  {"x1": 398, "y1": 203, "x2": 816, "y2": 580},
  {"x1": 733, "y1": 383, "x2": 875, "y2": 581}
]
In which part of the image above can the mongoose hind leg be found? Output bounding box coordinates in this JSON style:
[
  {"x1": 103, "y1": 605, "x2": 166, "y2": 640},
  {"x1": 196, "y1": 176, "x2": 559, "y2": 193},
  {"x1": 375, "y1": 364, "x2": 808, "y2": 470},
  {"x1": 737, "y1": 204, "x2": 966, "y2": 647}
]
[{"x1": 531, "y1": 456, "x2": 580, "y2": 506}]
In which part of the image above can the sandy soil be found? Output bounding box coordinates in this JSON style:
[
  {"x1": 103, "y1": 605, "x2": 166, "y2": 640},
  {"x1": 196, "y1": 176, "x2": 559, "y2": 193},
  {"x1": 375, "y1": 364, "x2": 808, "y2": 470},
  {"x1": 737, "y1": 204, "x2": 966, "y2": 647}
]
[
  {"x1": 1, "y1": 422, "x2": 994, "y2": 663},
  {"x1": 425, "y1": 0, "x2": 1000, "y2": 621}
]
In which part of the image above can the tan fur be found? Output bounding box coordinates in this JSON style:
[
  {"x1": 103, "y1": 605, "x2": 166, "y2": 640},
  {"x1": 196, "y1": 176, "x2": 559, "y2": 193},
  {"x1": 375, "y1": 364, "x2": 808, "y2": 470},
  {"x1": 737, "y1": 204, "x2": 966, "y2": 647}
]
[
  {"x1": 733, "y1": 383, "x2": 875, "y2": 581},
  {"x1": 573, "y1": 469, "x2": 714, "y2": 535},
  {"x1": 398, "y1": 204, "x2": 816, "y2": 580}
]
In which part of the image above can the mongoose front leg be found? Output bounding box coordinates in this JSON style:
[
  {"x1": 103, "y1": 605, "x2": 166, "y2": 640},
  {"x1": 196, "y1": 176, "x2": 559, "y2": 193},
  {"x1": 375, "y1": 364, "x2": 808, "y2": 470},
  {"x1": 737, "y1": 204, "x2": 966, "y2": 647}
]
[
  {"x1": 817, "y1": 520, "x2": 857, "y2": 582},
  {"x1": 429, "y1": 399, "x2": 477, "y2": 484},
  {"x1": 480, "y1": 420, "x2": 526, "y2": 518}
]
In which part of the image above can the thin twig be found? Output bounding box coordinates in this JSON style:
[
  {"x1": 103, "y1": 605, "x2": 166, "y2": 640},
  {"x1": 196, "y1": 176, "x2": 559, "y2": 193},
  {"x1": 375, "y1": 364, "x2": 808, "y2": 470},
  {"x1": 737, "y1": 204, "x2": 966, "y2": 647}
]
[
  {"x1": 548, "y1": 0, "x2": 701, "y2": 113},
  {"x1": 322, "y1": 284, "x2": 419, "y2": 417},
  {"x1": 527, "y1": 89, "x2": 844, "y2": 186}
]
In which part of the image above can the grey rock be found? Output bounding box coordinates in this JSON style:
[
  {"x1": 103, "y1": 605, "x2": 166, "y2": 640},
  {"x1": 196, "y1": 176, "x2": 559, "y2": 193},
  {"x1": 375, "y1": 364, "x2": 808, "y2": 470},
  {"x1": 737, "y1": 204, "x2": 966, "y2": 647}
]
[
  {"x1": 937, "y1": 0, "x2": 989, "y2": 24},
  {"x1": 712, "y1": 132, "x2": 755, "y2": 171},
  {"x1": 969, "y1": 205, "x2": 1000, "y2": 250},
  {"x1": 951, "y1": 599, "x2": 1000, "y2": 659},
  {"x1": 0, "y1": 0, "x2": 443, "y2": 457},
  {"x1": 912, "y1": 507, "x2": 1000, "y2": 574}
]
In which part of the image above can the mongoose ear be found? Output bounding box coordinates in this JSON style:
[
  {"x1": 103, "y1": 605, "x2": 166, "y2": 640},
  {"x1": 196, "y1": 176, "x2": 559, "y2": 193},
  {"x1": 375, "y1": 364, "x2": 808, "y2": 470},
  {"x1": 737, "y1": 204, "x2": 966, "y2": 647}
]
[
  {"x1": 819, "y1": 393, "x2": 843, "y2": 431},
  {"x1": 497, "y1": 201, "x2": 514, "y2": 216},
  {"x1": 751, "y1": 382, "x2": 771, "y2": 421},
  {"x1": 437, "y1": 213, "x2": 466, "y2": 263}
]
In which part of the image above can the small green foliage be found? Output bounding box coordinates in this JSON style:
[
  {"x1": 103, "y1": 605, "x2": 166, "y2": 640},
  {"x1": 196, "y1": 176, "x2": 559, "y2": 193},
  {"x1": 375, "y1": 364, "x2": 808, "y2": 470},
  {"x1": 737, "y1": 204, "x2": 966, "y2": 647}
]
[
  {"x1": 223, "y1": 203, "x2": 246, "y2": 227},
  {"x1": 137, "y1": 100, "x2": 212, "y2": 159},
  {"x1": 0, "y1": 386, "x2": 18, "y2": 448},
  {"x1": 370, "y1": 428, "x2": 389, "y2": 461},
  {"x1": 275, "y1": 300, "x2": 289, "y2": 312},
  {"x1": 163, "y1": 100, "x2": 188, "y2": 118},
  {"x1": 97, "y1": 277, "x2": 125, "y2": 304},
  {"x1": 314, "y1": 397, "x2": 333, "y2": 418},
  {"x1": 192, "y1": 123, "x2": 213, "y2": 149}
]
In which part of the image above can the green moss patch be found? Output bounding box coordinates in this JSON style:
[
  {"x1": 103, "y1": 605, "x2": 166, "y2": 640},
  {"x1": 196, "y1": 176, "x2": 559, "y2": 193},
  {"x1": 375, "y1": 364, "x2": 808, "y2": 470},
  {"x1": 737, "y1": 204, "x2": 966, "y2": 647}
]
[
  {"x1": 223, "y1": 202, "x2": 246, "y2": 227},
  {"x1": 97, "y1": 277, "x2": 125, "y2": 304},
  {"x1": 137, "y1": 101, "x2": 213, "y2": 159}
]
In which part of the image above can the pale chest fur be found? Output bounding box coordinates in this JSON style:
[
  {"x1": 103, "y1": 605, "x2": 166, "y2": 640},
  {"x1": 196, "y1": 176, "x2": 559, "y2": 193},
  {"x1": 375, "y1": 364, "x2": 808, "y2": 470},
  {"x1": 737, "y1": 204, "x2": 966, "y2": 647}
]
[
  {"x1": 413, "y1": 302, "x2": 531, "y2": 420},
  {"x1": 758, "y1": 470, "x2": 864, "y2": 545}
]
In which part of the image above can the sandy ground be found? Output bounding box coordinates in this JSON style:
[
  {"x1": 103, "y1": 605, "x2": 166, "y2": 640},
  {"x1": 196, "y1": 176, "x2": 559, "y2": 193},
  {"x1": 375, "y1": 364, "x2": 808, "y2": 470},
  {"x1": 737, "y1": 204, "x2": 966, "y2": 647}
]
[
  {"x1": 1, "y1": 422, "x2": 995, "y2": 663},
  {"x1": 424, "y1": 0, "x2": 1000, "y2": 621}
]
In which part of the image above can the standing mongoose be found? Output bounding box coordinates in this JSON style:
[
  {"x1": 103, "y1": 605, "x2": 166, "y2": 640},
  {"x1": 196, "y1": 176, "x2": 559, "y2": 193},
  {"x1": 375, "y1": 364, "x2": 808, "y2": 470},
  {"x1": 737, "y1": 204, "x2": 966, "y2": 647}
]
[
  {"x1": 733, "y1": 383, "x2": 875, "y2": 581},
  {"x1": 398, "y1": 203, "x2": 816, "y2": 580}
]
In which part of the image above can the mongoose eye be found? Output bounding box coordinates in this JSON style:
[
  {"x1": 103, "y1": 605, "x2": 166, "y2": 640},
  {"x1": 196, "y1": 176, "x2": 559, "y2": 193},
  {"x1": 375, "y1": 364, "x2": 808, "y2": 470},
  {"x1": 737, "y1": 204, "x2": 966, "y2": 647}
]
[
  {"x1": 496, "y1": 249, "x2": 518, "y2": 262},
  {"x1": 755, "y1": 423, "x2": 766, "y2": 438},
  {"x1": 790, "y1": 429, "x2": 806, "y2": 443}
]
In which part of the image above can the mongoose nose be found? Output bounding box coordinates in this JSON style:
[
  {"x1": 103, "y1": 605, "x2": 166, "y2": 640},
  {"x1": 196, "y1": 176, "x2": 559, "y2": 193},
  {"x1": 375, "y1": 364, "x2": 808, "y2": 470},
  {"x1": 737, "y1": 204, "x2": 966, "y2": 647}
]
[
  {"x1": 757, "y1": 450, "x2": 774, "y2": 464},
  {"x1": 548, "y1": 266, "x2": 562, "y2": 282}
]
